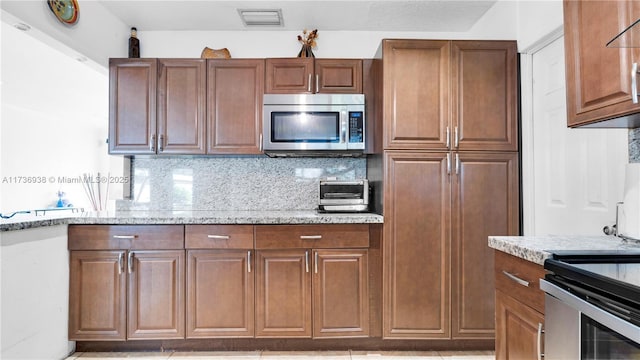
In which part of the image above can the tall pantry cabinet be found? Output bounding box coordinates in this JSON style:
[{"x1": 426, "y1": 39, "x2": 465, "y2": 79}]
[{"x1": 380, "y1": 39, "x2": 520, "y2": 342}]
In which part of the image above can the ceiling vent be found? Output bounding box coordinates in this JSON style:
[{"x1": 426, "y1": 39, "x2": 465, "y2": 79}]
[{"x1": 238, "y1": 9, "x2": 283, "y2": 27}]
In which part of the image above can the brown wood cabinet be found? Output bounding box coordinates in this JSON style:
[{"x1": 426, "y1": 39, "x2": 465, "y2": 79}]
[
  {"x1": 207, "y1": 59, "x2": 264, "y2": 154},
  {"x1": 382, "y1": 39, "x2": 517, "y2": 151},
  {"x1": 109, "y1": 58, "x2": 157, "y2": 154},
  {"x1": 265, "y1": 58, "x2": 363, "y2": 94},
  {"x1": 494, "y1": 251, "x2": 546, "y2": 360},
  {"x1": 564, "y1": 0, "x2": 640, "y2": 127},
  {"x1": 69, "y1": 250, "x2": 127, "y2": 341},
  {"x1": 185, "y1": 225, "x2": 255, "y2": 338},
  {"x1": 68, "y1": 225, "x2": 185, "y2": 341},
  {"x1": 254, "y1": 225, "x2": 371, "y2": 339}
]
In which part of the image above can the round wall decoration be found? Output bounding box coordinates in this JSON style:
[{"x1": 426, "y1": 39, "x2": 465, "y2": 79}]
[{"x1": 47, "y1": 0, "x2": 79, "y2": 25}]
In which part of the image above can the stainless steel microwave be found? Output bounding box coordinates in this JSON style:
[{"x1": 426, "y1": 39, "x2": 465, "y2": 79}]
[{"x1": 262, "y1": 94, "x2": 365, "y2": 155}]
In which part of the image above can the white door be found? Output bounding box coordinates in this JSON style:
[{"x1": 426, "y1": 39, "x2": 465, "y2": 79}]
[{"x1": 526, "y1": 35, "x2": 628, "y2": 235}]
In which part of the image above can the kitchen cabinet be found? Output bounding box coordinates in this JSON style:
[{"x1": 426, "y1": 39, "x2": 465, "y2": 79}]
[
  {"x1": 254, "y1": 224, "x2": 370, "y2": 338},
  {"x1": 564, "y1": 0, "x2": 640, "y2": 127},
  {"x1": 68, "y1": 225, "x2": 185, "y2": 341},
  {"x1": 109, "y1": 58, "x2": 262, "y2": 155},
  {"x1": 265, "y1": 58, "x2": 363, "y2": 94},
  {"x1": 109, "y1": 58, "x2": 206, "y2": 155},
  {"x1": 207, "y1": 59, "x2": 264, "y2": 154},
  {"x1": 185, "y1": 225, "x2": 255, "y2": 338},
  {"x1": 494, "y1": 251, "x2": 546, "y2": 360},
  {"x1": 382, "y1": 40, "x2": 517, "y2": 151}
]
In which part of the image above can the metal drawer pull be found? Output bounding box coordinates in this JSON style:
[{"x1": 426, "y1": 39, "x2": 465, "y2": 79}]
[
  {"x1": 300, "y1": 235, "x2": 322, "y2": 240},
  {"x1": 247, "y1": 251, "x2": 251, "y2": 273},
  {"x1": 113, "y1": 235, "x2": 137, "y2": 239},
  {"x1": 207, "y1": 235, "x2": 230, "y2": 240},
  {"x1": 537, "y1": 322, "x2": 545, "y2": 360},
  {"x1": 502, "y1": 270, "x2": 530, "y2": 287}
]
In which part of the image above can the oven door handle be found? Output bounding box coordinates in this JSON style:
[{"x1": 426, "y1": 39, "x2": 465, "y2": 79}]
[
  {"x1": 537, "y1": 322, "x2": 544, "y2": 360},
  {"x1": 540, "y1": 279, "x2": 640, "y2": 344}
]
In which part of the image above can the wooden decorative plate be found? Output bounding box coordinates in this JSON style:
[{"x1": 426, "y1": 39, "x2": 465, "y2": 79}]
[{"x1": 47, "y1": 0, "x2": 79, "y2": 25}]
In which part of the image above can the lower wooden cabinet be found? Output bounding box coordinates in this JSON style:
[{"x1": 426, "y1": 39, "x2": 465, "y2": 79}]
[
  {"x1": 127, "y1": 250, "x2": 185, "y2": 339},
  {"x1": 495, "y1": 290, "x2": 544, "y2": 360},
  {"x1": 69, "y1": 250, "x2": 127, "y2": 341},
  {"x1": 186, "y1": 250, "x2": 254, "y2": 338}
]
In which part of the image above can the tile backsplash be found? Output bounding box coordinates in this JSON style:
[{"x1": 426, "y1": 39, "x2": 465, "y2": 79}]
[
  {"x1": 119, "y1": 156, "x2": 367, "y2": 211},
  {"x1": 630, "y1": 128, "x2": 640, "y2": 162}
]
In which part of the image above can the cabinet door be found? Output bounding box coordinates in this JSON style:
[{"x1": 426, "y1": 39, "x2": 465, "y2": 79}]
[
  {"x1": 315, "y1": 59, "x2": 363, "y2": 93},
  {"x1": 128, "y1": 250, "x2": 185, "y2": 339},
  {"x1": 109, "y1": 59, "x2": 157, "y2": 154},
  {"x1": 265, "y1": 58, "x2": 314, "y2": 93},
  {"x1": 186, "y1": 250, "x2": 254, "y2": 338},
  {"x1": 255, "y1": 250, "x2": 312, "y2": 338},
  {"x1": 69, "y1": 251, "x2": 126, "y2": 341},
  {"x1": 313, "y1": 249, "x2": 369, "y2": 338},
  {"x1": 383, "y1": 151, "x2": 451, "y2": 339},
  {"x1": 495, "y1": 290, "x2": 544, "y2": 360},
  {"x1": 157, "y1": 59, "x2": 206, "y2": 154},
  {"x1": 564, "y1": 0, "x2": 640, "y2": 126},
  {"x1": 451, "y1": 152, "x2": 520, "y2": 339},
  {"x1": 451, "y1": 41, "x2": 518, "y2": 151},
  {"x1": 383, "y1": 40, "x2": 450, "y2": 150},
  {"x1": 207, "y1": 59, "x2": 264, "y2": 154}
]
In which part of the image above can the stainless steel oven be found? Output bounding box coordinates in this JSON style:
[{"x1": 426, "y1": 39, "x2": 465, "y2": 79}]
[{"x1": 541, "y1": 251, "x2": 640, "y2": 359}]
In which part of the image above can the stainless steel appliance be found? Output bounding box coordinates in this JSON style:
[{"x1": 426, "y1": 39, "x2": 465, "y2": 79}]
[
  {"x1": 318, "y1": 179, "x2": 369, "y2": 213},
  {"x1": 541, "y1": 251, "x2": 640, "y2": 359},
  {"x1": 262, "y1": 94, "x2": 365, "y2": 156}
]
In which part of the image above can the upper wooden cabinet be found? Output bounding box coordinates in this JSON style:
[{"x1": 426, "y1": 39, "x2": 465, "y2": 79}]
[
  {"x1": 207, "y1": 59, "x2": 264, "y2": 154},
  {"x1": 564, "y1": 0, "x2": 640, "y2": 127},
  {"x1": 109, "y1": 58, "x2": 263, "y2": 155},
  {"x1": 382, "y1": 40, "x2": 518, "y2": 151},
  {"x1": 265, "y1": 58, "x2": 363, "y2": 94}
]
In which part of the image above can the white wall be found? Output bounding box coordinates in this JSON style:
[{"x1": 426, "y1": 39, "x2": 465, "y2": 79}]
[
  {"x1": 517, "y1": 0, "x2": 564, "y2": 51},
  {"x1": 0, "y1": 21, "x2": 124, "y2": 213},
  {"x1": 1, "y1": 225, "x2": 74, "y2": 359}
]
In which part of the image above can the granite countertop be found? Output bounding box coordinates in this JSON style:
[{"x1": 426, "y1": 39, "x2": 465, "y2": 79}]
[
  {"x1": 489, "y1": 235, "x2": 640, "y2": 265},
  {"x1": 1, "y1": 210, "x2": 384, "y2": 232}
]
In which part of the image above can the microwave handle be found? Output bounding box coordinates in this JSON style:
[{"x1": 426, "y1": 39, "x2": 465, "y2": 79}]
[{"x1": 341, "y1": 112, "x2": 348, "y2": 144}]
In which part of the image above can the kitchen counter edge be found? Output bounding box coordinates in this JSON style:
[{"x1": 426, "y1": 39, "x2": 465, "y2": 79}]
[{"x1": 1, "y1": 211, "x2": 384, "y2": 232}]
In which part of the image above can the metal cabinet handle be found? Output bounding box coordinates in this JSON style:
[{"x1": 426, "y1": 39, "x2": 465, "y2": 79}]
[
  {"x1": 446, "y1": 126, "x2": 450, "y2": 149},
  {"x1": 502, "y1": 270, "x2": 530, "y2": 287},
  {"x1": 454, "y1": 126, "x2": 459, "y2": 148},
  {"x1": 207, "y1": 235, "x2": 230, "y2": 240},
  {"x1": 308, "y1": 74, "x2": 312, "y2": 92},
  {"x1": 117, "y1": 252, "x2": 124, "y2": 275},
  {"x1": 305, "y1": 251, "x2": 309, "y2": 273},
  {"x1": 447, "y1": 153, "x2": 451, "y2": 175},
  {"x1": 259, "y1": 134, "x2": 263, "y2": 152},
  {"x1": 315, "y1": 74, "x2": 319, "y2": 93},
  {"x1": 314, "y1": 251, "x2": 319, "y2": 274},
  {"x1": 537, "y1": 322, "x2": 545, "y2": 360},
  {"x1": 455, "y1": 153, "x2": 460, "y2": 175},
  {"x1": 300, "y1": 235, "x2": 322, "y2": 240},
  {"x1": 150, "y1": 134, "x2": 156, "y2": 152},
  {"x1": 128, "y1": 252, "x2": 134, "y2": 274},
  {"x1": 247, "y1": 251, "x2": 251, "y2": 273},
  {"x1": 113, "y1": 235, "x2": 137, "y2": 239},
  {"x1": 158, "y1": 134, "x2": 164, "y2": 152},
  {"x1": 633, "y1": 63, "x2": 639, "y2": 104}
]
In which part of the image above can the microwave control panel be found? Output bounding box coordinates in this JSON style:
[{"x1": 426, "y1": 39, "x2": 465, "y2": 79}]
[{"x1": 348, "y1": 111, "x2": 364, "y2": 144}]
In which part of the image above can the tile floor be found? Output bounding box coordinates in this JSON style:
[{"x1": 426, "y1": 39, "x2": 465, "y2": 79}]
[{"x1": 66, "y1": 350, "x2": 495, "y2": 360}]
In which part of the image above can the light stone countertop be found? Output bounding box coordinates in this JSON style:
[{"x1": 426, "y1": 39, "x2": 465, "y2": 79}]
[
  {"x1": 489, "y1": 235, "x2": 640, "y2": 265},
  {"x1": 1, "y1": 210, "x2": 384, "y2": 232}
]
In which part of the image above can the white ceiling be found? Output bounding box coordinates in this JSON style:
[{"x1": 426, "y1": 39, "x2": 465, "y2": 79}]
[{"x1": 98, "y1": 0, "x2": 498, "y2": 32}]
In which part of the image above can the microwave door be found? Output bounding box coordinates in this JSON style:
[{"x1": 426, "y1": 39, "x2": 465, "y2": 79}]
[{"x1": 264, "y1": 107, "x2": 348, "y2": 151}]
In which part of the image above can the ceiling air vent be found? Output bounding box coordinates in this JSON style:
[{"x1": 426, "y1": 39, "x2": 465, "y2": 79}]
[{"x1": 238, "y1": 9, "x2": 283, "y2": 27}]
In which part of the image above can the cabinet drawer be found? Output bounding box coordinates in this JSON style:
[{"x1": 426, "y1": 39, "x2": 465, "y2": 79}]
[
  {"x1": 255, "y1": 224, "x2": 369, "y2": 249},
  {"x1": 185, "y1": 225, "x2": 254, "y2": 249},
  {"x1": 494, "y1": 250, "x2": 546, "y2": 314},
  {"x1": 68, "y1": 225, "x2": 184, "y2": 250}
]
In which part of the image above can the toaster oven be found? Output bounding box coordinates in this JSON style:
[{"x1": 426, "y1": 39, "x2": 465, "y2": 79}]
[{"x1": 318, "y1": 179, "x2": 369, "y2": 213}]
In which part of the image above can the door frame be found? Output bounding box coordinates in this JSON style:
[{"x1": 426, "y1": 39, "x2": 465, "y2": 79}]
[{"x1": 519, "y1": 26, "x2": 565, "y2": 235}]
